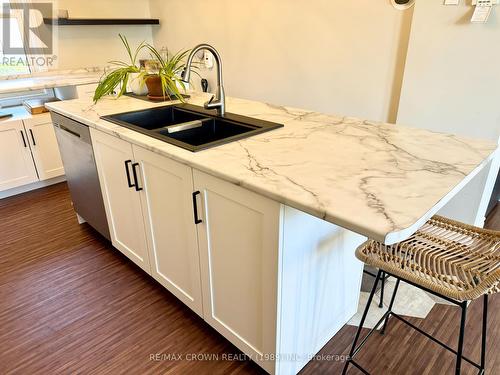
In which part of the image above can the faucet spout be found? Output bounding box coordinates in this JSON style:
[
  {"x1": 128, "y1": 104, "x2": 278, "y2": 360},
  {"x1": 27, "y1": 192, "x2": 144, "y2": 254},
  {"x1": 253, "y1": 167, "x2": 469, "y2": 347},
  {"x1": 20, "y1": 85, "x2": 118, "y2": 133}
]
[{"x1": 182, "y1": 44, "x2": 225, "y2": 116}]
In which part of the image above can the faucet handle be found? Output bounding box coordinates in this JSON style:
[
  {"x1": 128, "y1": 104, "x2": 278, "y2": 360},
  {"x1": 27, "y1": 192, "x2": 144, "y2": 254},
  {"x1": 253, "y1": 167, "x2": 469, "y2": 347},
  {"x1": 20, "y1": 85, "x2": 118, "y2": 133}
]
[
  {"x1": 204, "y1": 94, "x2": 224, "y2": 116},
  {"x1": 204, "y1": 95, "x2": 216, "y2": 109}
]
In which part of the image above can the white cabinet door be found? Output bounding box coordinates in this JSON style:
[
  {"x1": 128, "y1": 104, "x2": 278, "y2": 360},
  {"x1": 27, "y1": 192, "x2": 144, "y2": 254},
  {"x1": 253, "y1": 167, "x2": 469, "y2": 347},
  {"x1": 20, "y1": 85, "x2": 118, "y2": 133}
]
[
  {"x1": 133, "y1": 146, "x2": 203, "y2": 316},
  {"x1": 193, "y1": 170, "x2": 281, "y2": 373},
  {"x1": 24, "y1": 118, "x2": 64, "y2": 180},
  {"x1": 91, "y1": 128, "x2": 150, "y2": 273},
  {"x1": 0, "y1": 120, "x2": 38, "y2": 191}
]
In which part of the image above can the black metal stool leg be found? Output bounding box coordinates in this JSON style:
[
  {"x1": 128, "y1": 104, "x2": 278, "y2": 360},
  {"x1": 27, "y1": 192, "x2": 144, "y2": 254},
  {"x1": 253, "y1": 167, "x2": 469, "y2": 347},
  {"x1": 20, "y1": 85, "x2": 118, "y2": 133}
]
[
  {"x1": 342, "y1": 270, "x2": 382, "y2": 375},
  {"x1": 379, "y1": 272, "x2": 385, "y2": 308},
  {"x1": 381, "y1": 277, "x2": 400, "y2": 335},
  {"x1": 456, "y1": 301, "x2": 468, "y2": 375},
  {"x1": 480, "y1": 295, "x2": 488, "y2": 374},
  {"x1": 343, "y1": 269, "x2": 487, "y2": 375}
]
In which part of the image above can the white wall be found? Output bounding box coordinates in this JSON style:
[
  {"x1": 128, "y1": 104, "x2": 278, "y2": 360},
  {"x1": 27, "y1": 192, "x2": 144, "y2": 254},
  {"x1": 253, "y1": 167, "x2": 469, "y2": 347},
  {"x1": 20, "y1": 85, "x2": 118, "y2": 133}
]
[
  {"x1": 50, "y1": 0, "x2": 154, "y2": 70},
  {"x1": 398, "y1": 2, "x2": 500, "y2": 141},
  {"x1": 149, "y1": 0, "x2": 413, "y2": 122},
  {"x1": 397, "y1": 2, "x2": 500, "y2": 226}
]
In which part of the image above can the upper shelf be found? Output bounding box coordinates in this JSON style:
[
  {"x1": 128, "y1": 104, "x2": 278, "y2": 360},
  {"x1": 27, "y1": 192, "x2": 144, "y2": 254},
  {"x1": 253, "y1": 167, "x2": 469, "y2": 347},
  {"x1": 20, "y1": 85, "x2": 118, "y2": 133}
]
[{"x1": 43, "y1": 18, "x2": 160, "y2": 26}]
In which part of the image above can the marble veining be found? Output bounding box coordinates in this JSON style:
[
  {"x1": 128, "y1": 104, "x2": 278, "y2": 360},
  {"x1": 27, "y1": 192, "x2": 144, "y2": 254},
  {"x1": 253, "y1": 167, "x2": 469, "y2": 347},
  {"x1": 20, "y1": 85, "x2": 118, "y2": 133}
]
[{"x1": 46, "y1": 92, "x2": 498, "y2": 244}]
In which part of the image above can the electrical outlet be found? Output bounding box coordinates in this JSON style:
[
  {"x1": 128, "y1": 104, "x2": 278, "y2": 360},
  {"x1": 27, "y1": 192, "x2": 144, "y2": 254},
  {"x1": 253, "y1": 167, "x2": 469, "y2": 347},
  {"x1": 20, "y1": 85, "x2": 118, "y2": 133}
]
[{"x1": 203, "y1": 50, "x2": 214, "y2": 70}]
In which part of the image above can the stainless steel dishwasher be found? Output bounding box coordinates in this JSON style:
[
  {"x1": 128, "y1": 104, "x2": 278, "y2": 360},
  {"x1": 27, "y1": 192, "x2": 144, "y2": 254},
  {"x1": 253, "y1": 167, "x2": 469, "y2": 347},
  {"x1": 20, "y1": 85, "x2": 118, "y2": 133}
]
[{"x1": 50, "y1": 112, "x2": 110, "y2": 240}]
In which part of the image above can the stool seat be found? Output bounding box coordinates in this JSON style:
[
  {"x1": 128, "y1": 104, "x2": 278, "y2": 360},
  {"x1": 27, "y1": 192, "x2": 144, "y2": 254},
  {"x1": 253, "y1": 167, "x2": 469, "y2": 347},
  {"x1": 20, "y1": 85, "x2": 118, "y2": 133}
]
[{"x1": 356, "y1": 215, "x2": 500, "y2": 302}]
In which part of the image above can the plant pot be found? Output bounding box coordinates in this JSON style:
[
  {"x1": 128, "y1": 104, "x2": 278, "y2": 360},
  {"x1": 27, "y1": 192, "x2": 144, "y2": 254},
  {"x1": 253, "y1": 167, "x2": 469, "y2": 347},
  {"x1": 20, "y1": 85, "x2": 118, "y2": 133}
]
[
  {"x1": 128, "y1": 72, "x2": 148, "y2": 96},
  {"x1": 145, "y1": 75, "x2": 164, "y2": 98},
  {"x1": 145, "y1": 75, "x2": 183, "y2": 101}
]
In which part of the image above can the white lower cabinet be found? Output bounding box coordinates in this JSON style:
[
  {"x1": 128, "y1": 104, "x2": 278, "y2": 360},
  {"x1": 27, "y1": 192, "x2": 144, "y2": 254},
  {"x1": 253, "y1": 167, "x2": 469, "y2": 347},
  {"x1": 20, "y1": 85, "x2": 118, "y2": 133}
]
[
  {"x1": 25, "y1": 119, "x2": 64, "y2": 180},
  {"x1": 91, "y1": 129, "x2": 204, "y2": 315},
  {"x1": 0, "y1": 114, "x2": 64, "y2": 193},
  {"x1": 90, "y1": 129, "x2": 151, "y2": 273},
  {"x1": 194, "y1": 170, "x2": 281, "y2": 373},
  {"x1": 0, "y1": 120, "x2": 38, "y2": 191},
  {"x1": 133, "y1": 145, "x2": 203, "y2": 316}
]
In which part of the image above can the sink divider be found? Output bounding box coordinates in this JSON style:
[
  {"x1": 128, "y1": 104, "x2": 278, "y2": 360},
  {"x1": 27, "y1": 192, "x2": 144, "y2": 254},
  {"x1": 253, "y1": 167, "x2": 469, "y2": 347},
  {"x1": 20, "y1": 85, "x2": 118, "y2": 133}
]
[{"x1": 152, "y1": 118, "x2": 213, "y2": 134}]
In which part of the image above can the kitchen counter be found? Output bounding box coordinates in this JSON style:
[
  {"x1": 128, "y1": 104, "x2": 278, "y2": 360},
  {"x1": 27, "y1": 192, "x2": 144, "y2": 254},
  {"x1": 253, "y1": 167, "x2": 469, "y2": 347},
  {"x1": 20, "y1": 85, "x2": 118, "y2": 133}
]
[
  {"x1": 46, "y1": 92, "x2": 498, "y2": 244},
  {"x1": 0, "y1": 68, "x2": 102, "y2": 95}
]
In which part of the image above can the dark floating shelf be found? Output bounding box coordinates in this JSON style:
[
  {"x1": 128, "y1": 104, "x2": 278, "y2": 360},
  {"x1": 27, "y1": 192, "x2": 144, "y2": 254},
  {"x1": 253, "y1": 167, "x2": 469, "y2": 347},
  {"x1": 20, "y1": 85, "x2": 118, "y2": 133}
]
[{"x1": 43, "y1": 18, "x2": 160, "y2": 26}]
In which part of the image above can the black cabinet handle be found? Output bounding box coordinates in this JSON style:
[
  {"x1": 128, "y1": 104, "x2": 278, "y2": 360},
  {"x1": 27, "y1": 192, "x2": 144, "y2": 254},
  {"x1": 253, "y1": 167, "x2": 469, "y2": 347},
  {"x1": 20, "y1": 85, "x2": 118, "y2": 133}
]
[
  {"x1": 132, "y1": 162, "x2": 143, "y2": 191},
  {"x1": 20, "y1": 131, "x2": 27, "y2": 147},
  {"x1": 124, "y1": 160, "x2": 134, "y2": 188},
  {"x1": 29, "y1": 129, "x2": 36, "y2": 146},
  {"x1": 192, "y1": 191, "x2": 202, "y2": 224}
]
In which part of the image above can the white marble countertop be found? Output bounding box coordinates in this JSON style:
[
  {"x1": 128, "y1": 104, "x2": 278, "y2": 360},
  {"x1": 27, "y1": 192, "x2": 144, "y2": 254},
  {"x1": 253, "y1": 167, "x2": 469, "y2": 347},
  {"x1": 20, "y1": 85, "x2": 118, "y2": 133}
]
[
  {"x1": 0, "y1": 68, "x2": 102, "y2": 95},
  {"x1": 46, "y1": 92, "x2": 498, "y2": 244}
]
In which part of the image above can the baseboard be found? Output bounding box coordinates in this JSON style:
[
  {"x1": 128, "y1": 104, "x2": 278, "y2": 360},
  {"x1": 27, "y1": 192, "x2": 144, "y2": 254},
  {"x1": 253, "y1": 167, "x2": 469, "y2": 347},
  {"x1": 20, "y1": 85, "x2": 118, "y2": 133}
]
[{"x1": 0, "y1": 175, "x2": 66, "y2": 199}]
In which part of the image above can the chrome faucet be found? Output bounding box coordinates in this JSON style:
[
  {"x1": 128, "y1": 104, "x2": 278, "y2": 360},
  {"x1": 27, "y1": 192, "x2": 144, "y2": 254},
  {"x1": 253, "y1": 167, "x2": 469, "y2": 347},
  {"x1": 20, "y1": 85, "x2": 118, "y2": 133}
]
[{"x1": 182, "y1": 44, "x2": 225, "y2": 116}]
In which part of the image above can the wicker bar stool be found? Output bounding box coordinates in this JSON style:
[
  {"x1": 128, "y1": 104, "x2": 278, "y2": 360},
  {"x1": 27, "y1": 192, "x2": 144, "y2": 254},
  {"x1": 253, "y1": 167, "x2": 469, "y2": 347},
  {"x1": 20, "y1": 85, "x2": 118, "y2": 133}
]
[{"x1": 343, "y1": 215, "x2": 500, "y2": 375}]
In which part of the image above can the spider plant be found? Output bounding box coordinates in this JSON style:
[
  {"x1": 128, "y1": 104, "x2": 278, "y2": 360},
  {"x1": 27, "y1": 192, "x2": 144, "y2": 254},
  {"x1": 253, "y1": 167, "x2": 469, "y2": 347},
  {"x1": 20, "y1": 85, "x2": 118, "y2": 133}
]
[
  {"x1": 143, "y1": 44, "x2": 199, "y2": 101},
  {"x1": 93, "y1": 34, "x2": 146, "y2": 102}
]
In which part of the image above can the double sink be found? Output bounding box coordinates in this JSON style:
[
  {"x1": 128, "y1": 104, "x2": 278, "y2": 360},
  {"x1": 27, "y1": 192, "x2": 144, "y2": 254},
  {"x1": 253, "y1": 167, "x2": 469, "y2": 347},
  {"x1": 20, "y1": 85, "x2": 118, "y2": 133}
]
[{"x1": 102, "y1": 104, "x2": 283, "y2": 152}]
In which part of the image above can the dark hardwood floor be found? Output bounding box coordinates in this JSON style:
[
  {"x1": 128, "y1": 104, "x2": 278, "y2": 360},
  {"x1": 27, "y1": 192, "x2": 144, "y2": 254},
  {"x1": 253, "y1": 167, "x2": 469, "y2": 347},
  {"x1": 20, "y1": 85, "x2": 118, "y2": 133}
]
[{"x1": 0, "y1": 183, "x2": 498, "y2": 374}]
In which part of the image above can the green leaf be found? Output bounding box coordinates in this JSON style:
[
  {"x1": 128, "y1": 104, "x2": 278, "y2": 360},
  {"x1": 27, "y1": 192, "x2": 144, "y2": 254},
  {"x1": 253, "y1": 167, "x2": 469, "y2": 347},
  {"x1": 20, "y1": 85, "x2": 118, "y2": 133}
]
[
  {"x1": 94, "y1": 34, "x2": 148, "y2": 102},
  {"x1": 95, "y1": 37, "x2": 195, "y2": 104}
]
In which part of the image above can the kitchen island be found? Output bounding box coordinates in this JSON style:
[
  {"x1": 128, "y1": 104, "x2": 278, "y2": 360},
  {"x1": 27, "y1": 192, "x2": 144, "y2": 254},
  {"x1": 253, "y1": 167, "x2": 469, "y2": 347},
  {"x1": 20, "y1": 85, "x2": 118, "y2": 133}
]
[{"x1": 46, "y1": 92, "x2": 498, "y2": 375}]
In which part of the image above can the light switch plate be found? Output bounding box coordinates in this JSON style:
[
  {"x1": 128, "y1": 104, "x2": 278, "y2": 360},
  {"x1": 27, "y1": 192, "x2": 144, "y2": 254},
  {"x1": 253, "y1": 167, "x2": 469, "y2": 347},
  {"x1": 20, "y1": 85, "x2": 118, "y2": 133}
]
[
  {"x1": 471, "y1": 4, "x2": 493, "y2": 22},
  {"x1": 444, "y1": 0, "x2": 460, "y2": 5}
]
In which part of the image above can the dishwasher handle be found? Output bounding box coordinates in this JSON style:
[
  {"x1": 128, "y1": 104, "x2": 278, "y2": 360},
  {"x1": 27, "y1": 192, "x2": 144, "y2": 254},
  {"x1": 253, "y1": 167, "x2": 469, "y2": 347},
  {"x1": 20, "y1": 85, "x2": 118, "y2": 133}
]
[
  {"x1": 51, "y1": 112, "x2": 92, "y2": 144},
  {"x1": 58, "y1": 123, "x2": 82, "y2": 139}
]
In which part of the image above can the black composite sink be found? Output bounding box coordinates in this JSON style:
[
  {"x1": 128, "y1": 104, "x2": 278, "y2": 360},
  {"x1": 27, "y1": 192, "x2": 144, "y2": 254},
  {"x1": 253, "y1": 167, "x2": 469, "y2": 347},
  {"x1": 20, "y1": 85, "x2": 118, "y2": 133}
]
[{"x1": 101, "y1": 103, "x2": 283, "y2": 152}]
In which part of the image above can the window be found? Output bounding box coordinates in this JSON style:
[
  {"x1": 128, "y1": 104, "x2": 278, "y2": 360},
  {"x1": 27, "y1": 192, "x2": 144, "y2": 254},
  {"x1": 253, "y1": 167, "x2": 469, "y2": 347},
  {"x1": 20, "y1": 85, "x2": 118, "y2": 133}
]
[
  {"x1": 0, "y1": 1, "x2": 53, "y2": 107},
  {"x1": 0, "y1": 1, "x2": 31, "y2": 76}
]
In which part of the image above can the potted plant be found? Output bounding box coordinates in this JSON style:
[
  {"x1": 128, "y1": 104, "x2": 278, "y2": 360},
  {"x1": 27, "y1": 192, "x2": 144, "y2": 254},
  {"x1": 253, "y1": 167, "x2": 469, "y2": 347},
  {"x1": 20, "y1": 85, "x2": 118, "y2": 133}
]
[
  {"x1": 142, "y1": 44, "x2": 195, "y2": 101},
  {"x1": 93, "y1": 34, "x2": 147, "y2": 102}
]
